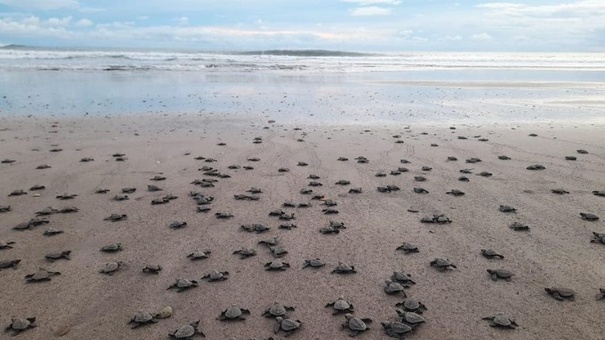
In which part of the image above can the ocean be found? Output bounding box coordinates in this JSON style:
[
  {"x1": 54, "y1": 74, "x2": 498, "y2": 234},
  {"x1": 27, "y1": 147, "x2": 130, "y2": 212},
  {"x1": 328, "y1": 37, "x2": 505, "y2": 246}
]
[{"x1": 1, "y1": 46, "x2": 604, "y2": 124}]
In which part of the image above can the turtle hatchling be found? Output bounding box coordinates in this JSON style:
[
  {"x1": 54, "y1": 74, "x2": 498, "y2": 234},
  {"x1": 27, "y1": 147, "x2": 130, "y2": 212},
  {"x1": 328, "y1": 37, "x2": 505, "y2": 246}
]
[
  {"x1": 43, "y1": 228, "x2": 63, "y2": 236},
  {"x1": 9, "y1": 189, "x2": 27, "y2": 196},
  {"x1": 326, "y1": 297, "x2": 354, "y2": 314},
  {"x1": 104, "y1": 213, "x2": 127, "y2": 222},
  {"x1": 303, "y1": 258, "x2": 325, "y2": 269},
  {"x1": 265, "y1": 260, "x2": 290, "y2": 271},
  {"x1": 215, "y1": 212, "x2": 233, "y2": 219},
  {"x1": 169, "y1": 321, "x2": 205, "y2": 339},
  {"x1": 219, "y1": 305, "x2": 250, "y2": 321},
  {"x1": 446, "y1": 189, "x2": 465, "y2": 196},
  {"x1": 128, "y1": 311, "x2": 157, "y2": 328},
  {"x1": 332, "y1": 262, "x2": 356, "y2": 274},
  {"x1": 0, "y1": 259, "x2": 21, "y2": 270},
  {"x1": 100, "y1": 243, "x2": 123, "y2": 252},
  {"x1": 395, "y1": 299, "x2": 427, "y2": 314},
  {"x1": 274, "y1": 317, "x2": 302, "y2": 336},
  {"x1": 0, "y1": 205, "x2": 11, "y2": 213},
  {"x1": 0, "y1": 241, "x2": 15, "y2": 250},
  {"x1": 263, "y1": 302, "x2": 295, "y2": 318},
  {"x1": 481, "y1": 249, "x2": 504, "y2": 259},
  {"x1": 487, "y1": 269, "x2": 513, "y2": 281},
  {"x1": 396, "y1": 242, "x2": 419, "y2": 254},
  {"x1": 113, "y1": 194, "x2": 129, "y2": 201},
  {"x1": 581, "y1": 213, "x2": 599, "y2": 221},
  {"x1": 382, "y1": 321, "x2": 413, "y2": 339},
  {"x1": 167, "y1": 278, "x2": 199, "y2": 292},
  {"x1": 384, "y1": 280, "x2": 407, "y2": 296},
  {"x1": 342, "y1": 314, "x2": 372, "y2": 337},
  {"x1": 241, "y1": 224, "x2": 270, "y2": 233},
  {"x1": 142, "y1": 264, "x2": 162, "y2": 274},
  {"x1": 170, "y1": 221, "x2": 187, "y2": 229},
  {"x1": 99, "y1": 261, "x2": 124, "y2": 275},
  {"x1": 270, "y1": 245, "x2": 288, "y2": 258},
  {"x1": 596, "y1": 288, "x2": 605, "y2": 301},
  {"x1": 545, "y1": 287, "x2": 575, "y2": 301},
  {"x1": 202, "y1": 270, "x2": 229, "y2": 282},
  {"x1": 526, "y1": 164, "x2": 546, "y2": 170},
  {"x1": 5, "y1": 317, "x2": 36, "y2": 336},
  {"x1": 509, "y1": 222, "x2": 530, "y2": 231},
  {"x1": 593, "y1": 190, "x2": 605, "y2": 197},
  {"x1": 187, "y1": 250, "x2": 211, "y2": 260},
  {"x1": 552, "y1": 188, "x2": 569, "y2": 194},
  {"x1": 499, "y1": 205, "x2": 517, "y2": 213},
  {"x1": 391, "y1": 272, "x2": 415, "y2": 286},
  {"x1": 591, "y1": 232, "x2": 605, "y2": 244},
  {"x1": 45, "y1": 250, "x2": 71, "y2": 261},
  {"x1": 233, "y1": 248, "x2": 257, "y2": 259},
  {"x1": 482, "y1": 314, "x2": 518, "y2": 329},
  {"x1": 25, "y1": 268, "x2": 61, "y2": 282},
  {"x1": 430, "y1": 258, "x2": 457, "y2": 271}
]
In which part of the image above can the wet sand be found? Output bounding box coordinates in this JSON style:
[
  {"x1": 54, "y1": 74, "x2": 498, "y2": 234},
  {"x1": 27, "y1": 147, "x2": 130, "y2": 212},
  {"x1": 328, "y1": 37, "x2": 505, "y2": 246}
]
[{"x1": 1, "y1": 114, "x2": 605, "y2": 339}]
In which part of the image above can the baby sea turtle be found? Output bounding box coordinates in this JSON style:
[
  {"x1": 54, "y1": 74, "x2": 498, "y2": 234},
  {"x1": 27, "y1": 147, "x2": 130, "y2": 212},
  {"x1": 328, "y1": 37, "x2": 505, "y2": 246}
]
[
  {"x1": 0, "y1": 205, "x2": 11, "y2": 213},
  {"x1": 338, "y1": 157, "x2": 349, "y2": 161},
  {"x1": 35, "y1": 207, "x2": 58, "y2": 216},
  {"x1": 167, "y1": 278, "x2": 199, "y2": 292},
  {"x1": 581, "y1": 213, "x2": 599, "y2": 221},
  {"x1": 148, "y1": 185, "x2": 163, "y2": 192},
  {"x1": 356, "y1": 156, "x2": 369, "y2": 163},
  {"x1": 25, "y1": 268, "x2": 61, "y2": 282},
  {"x1": 274, "y1": 317, "x2": 302, "y2": 336},
  {"x1": 202, "y1": 270, "x2": 229, "y2": 282},
  {"x1": 565, "y1": 156, "x2": 577, "y2": 161},
  {"x1": 487, "y1": 269, "x2": 513, "y2": 281},
  {"x1": 170, "y1": 221, "x2": 188, "y2": 229},
  {"x1": 593, "y1": 190, "x2": 605, "y2": 197},
  {"x1": 300, "y1": 188, "x2": 313, "y2": 195},
  {"x1": 263, "y1": 302, "x2": 295, "y2": 318},
  {"x1": 197, "y1": 206, "x2": 211, "y2": 213},
  {"x1": 458, "y1": 176, "x2": 469, "y2": 182},
  {"x1": 0, "y1": 259, "x2": 21, "y2": 270},
  {"x1": 498, "y1": 155, "x2": 511, "y2": 160},
  {"x1": 552, "y1": 188, "x2": 569, "y2": 194},
  {"x1": 430, "y1": 258, "x2": 457, "y2": 271},
  {"x1": 326, "y1": 297, "x2": 354, "y2": 314},
  {"x1": 446, "y1": 189, "x2": 465, "y2": 196},
  {"x1": 309, "y1": 181, "x2": 323, "y2": 187},
  {"x1": 5, "y1": 317, "x2": 37, "y2": 336},
  {"x1": 8, "y1": 189, "x2": 27, "y2": 196},
  {"x1": 113, "y1": 195, "x2": 129, "y2": 201},
  {"x1": 591, "y1": 232, "x2": 605, "y2": 244},
  {"x1": 342, "y1": 314, "x2": 372, "y2": 337},
  {"x1": 384, "y1": 280, "x2": 407, "y2": 296},
  {"x1": 478, "y1": 171, "x2": 493, "y2": 177},
  {"x1": 215, "y1": 212, "x2": 234, "y2": 219},
  {"x1": 100, "y1": 243, "x2": 123, "y2": 252},
  {"x1": 13, "y1": 218, "x2": 49, "y2": 230},
  {"x1": 122, "y1": 187, "x2": 136, "y2": 194},
  {"x1": 187, "y1": 250, "x2": 211, "y2": 260},
  {"x1": 128, "y1": 311, "x2": 157, "y2": 328},
  {"x1": 303, "y1": 258, "x2": 325, "y2": 269},
  {"x1": 104, "y1": 213, "x2": 127, "y2": 222},
  {"x1": 247, "y1": 187, "x2": 263, "y2": 194},
  {"x1": 219, "y1": 305, "x2": 250, "y2": 321},
  {"x1": 460, "y1": 169, "x2": 473, "y2": 174},
  {"x1": 80, "y1": 157, "x2": 94, "y2": 162},
  {"x1": 323, "y1": 208, "x2": 339, "y2": 214},
  {"x1": 169, "y1": 321, "x2": 205, "y2": 339},
  {"x1": 499, "y1": 205, "x2": 517, "y2": 213},
  {"x1": 577, "y1": 149, "x2": 588, "y2": 154},
  {"x1": 509, "y1": 222, "x2": 530, "y2": 231},
  {"x1": 481, "y1": 249, "x2": 504, "y2": 259},
  {"x1": 348, "y1": 188, "x2": 363, "y2": 194},
  {"x1": 413, "y1": 187, "x2": 428, "y2": 194},
  {"x1": 396, "y1": 242, "x2": 419, "y2": 254},
  {"x1": 233, "y1": 248, "x2": 257, "y2": 259},
  {"x1": 391, "y1": 272, "x2": 415, "y2": 286},
  {"x1": 298, "y1": 202, "x2": 312, "y2": 208},
  {"x1": 30, "y1": 185, "x2": 45, "y2": 191},
  {"x1": 526, "y1": 164, "x2": 546, "y2": 170},
  {"x1": 420, "y1": 214, "x2": 452, "y2": 224},
  {"x1": 43, "y1": 227, "x2": 63, "y2": 236},
  {"x1": 45, "y1": 250, "x2": 71, "y2": 261},
  {"x1": 241, "y1": 224, "x2": 270, "y2": 233},
  {"x1": 1, "y1": 159, "x2": 16, "y2": 164},
  {"x1": 0, "y1": 240, "x2": 15, "y2": 250},
  {"x1": 332, "y1": 262, "x2": 356, "y2": 274},
  {"x1": 596, "y1": 288, "x2": 605, "y2": 301},
  {"x1": 270, "y1": 245, "x2": 288, "y2": 258},
  {"x1": 99, "y1": 261, "x2": 124, "y2": 275},
  {"x1": 482, "y1": 314, "x2": 518, "y2": 329},
  {"x1": 56, "y1": 193, "x2": 77, "y2": 200},
  {"x1": 336, "y1": 180, "x2": 351, "y2": 185},
  {"x1": 396, "y1": 310, "x2": 426, "y2": 327},
  {"x1": 265, "y1": 260, "x2": 290, "y2": 271},
  {"x1": 414, "y1": 176, "x2": 426, "y2": 182},
  {"x1": 395, "y1": 299, "x2": 427, "y2": 314},
  {"x1": 59, "y1": 206, "x2": 78, "y2": 213},
  {"x1": 95, "y1": 188, "x2": 110, "y2": 194},
  {"x1": 466, "y1": 158, "x2": 482, "y2": 164},
  {"x1": 297, "y1": 161, "x2": 308, "y2": 166},
  {"x1": 36, "y1": 164, "x2": 51, "y2": 169},
  {"x1": 376, "y1": 172, "x2": 387, "y2": 177},
  {"x1": 308, "y1": 174, "x2": 321, "y2": 179},
  {"x1": 545, "y1": 287, "x2": 575, "y2": 301},
  {"x1": 142, "y1": 264, "x2": 162, "y2": 274},
  {"x1": 278, "y1": 168, "x2": 290, "y2": 173},
  {"x1": 382, "y1": 321, "x2": 413, "y2": 339},
  {"x1": 259, "y1": 236, "x2": 279, "y2": 247},
  {"x1": 150, "y1": 175, "x2": 166, "y2": 181}
]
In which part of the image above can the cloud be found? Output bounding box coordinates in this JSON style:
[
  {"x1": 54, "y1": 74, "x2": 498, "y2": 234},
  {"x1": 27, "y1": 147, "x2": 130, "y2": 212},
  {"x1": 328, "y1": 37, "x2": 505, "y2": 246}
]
[
  {"x1": 477, "y1": 1, "x2": 605, "y2": 17},
  {"x1": 445, "y1": 35, "x2": 463, "y2": 41},
  {"x1": 342, "y1": 0, "x2": 401, "y2": 5},
  {"x1": 350, "y1": 6, "x2": 392, "y2": 16},
  {"x1": 0, "y1": 0, "x2": 79, "y2": 10},
  {"x1": 472, "y1": 32, "x2": 492, "y2": 41},
  {"x1": 47, "y1": 16, "x2": 72, "y2": 28},
  {"x1": 75, "y1": 18, "x2": 93, "y2": 27}
]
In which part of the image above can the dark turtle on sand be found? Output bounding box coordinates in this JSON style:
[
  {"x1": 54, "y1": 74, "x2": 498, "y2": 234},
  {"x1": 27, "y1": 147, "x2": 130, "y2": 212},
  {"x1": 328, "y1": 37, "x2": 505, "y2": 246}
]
[
  {"x1": 466, "y1": 158, "x2": 482, "y2": 164},
  {"x1": 430, "y1": 258, "x2": 457, "y2": 271},
  {"x1": 591, "y1": 232, "x2": 605, "y2": 244},
  {"x1": 233, "y1": 248, "x2": 257, "y2": 259},
  {"x1": 414, "y1": 176, "x2": 426, "y2": 182},
  {"x1": 458, "y1": 176, "x2": 469, "y2": 182},
  {"x1": 0, "y1": 205, "x2": 11, "y2": 213},
  {"x1": 202, "y1": 270, "x2": 229, "y2": 282},
  {"x1": 297, "y1": 161, "x2": 308, "y2": 166},
  {"x1": 0, "y1": 259, "x2": 21, "y2": 270},
  {"x1": 382, "y1": 321, "x2": 413, "y2": 339},
  {"x1": 384, "y1": 280, "x2": 407, "y2": 296},
  {"x1": 122, "y1": 187, "x2": 136, "y2": 194},
  {"x1": 128, "y1": 311, "x2": 157, "y2": 328},
  {"x1": 219, "y1": 305, "x2": 250, "y2": 321},
  {"x1": 498, "y1": 155, "x2": 511, "y2": 160},
  {"x1": 8, "y1": 189, "x2": 27, "y2": 196},
  {"x1": 228, "y1": 165, "x2": 241, "y2": 169},
  {"x1": 104, "y1": 213, "x2": 127, "y2": 222},
  {"x1": 278, "y1": 168, "x2": 290, "y2": 173},
  {"x1": 545, "y1": 287, "x2": 575, "y2": 301},
  {"x1": 499, "y1": 205, "x2": 517, "y2": 213},
  {"x1": 391, "y1": 272, "x2": 415, "y2": 286},
  {"x1": 187, "y1": 250, "x2": 211, "y2": 260},
  {"x1": 596, "y1": 289, "x2": 605, "y2": 301},
  {"x1": 581, "y1": 213, "x2": 599, "y2": 221},
  {"x1": 338, "y1": 157, "x2": 349, "y2": 161},
  {"x1": 167, "y1": 278, "x2": 198, "y2": 292},
  {"x1": 577, "y1": 149, "x2": 588, "y2": 154},
  {"x1": 269, "y1": 209, "x2": 286, "y2": 216},
  {"x1": 247, "y1": 187, "x2": 263, "y2": 194},
  {"x1": 565, "y1": 156, "x2": 577, "y2": 161},
  {"x1": 35, "y1": 207, "x2": 58, "y2": 216},
  {"x1": 270, "y1": 245, "x2": 288, "y2": 258},
  {"x1": 36, "y1": 164, "x2": 51, "y2": 169},
  {"x1": 45, "y1": 250, "x2": 71, "y2": 261},
  {"x1": 100, "y1": 243, "x2": 123, "y2": 252},
  {"x1": 481, "y1": 249, "x2": 504, "y2": 259},
  {"x1": 336, "y1": 180, "x2": 351, "y2": 185},
  {"x1": 80, "y1": 157, "x2": 94, "y2": 162},
  {"x1": 169, "y1": 221, "x2": 187, "y2": 229},
  {"x1": 265, "y1": 259, "x2": 290, "y2": 271},
  {"x1": 113, "y1": 194, "x2": 129, "y2": 201},
  {"x1": 241, "y1": 224, "x2": 270, "y2": 233},
  {"x1": 95, "y1": 188, "x2": 110, "y2": 194},
  {"x1": 342, "y1": 314, "x2": 372, "y2": 337},
  {"x1": 323, "y1": 208, "x2": 339, "y2": 214},
  {"x1": 298, "y1": 202, "x2": 312, "y2": 208},
  {"x1": 259, "y1": 236, "x2": 279, "y2": 247},
  {"x1": 375, "y1": 172, "x2": 387, "y2": 177},
  {"x1": 326, "y1": 297, "x2": 354, "y2": 314},
  {"x1": 25, "y1": 268, "x2": 61, "y2": 282},
  {"x1": 395, "y1": 299, "x2": 427, "y2": 314},
  {"x1": 196, "y1": 206, "x2": 211, "y2": 213},
  {"x1": 279, "y1": 212, "x2": 295, "y2": 220},
  {"x1": 348, "y1": 188, "x2": 362, "y2": 194},
  {"x1": 0, "y1": 241, "x2": 15, "y2": 250},
  {"x1": 5, "y1": 317, "x2": 37, "y2": 336},
  {"x1": 478, "y1": 171, "x2": 493, "y2": 177},
  {"x1": 149, "y1": 175, "x2": 166, "y2": 181},
  {"x1": 482, "y1": 314, "x2": 518, "y2": 329},
  {"x1": 59, "y1": 206, "x2": 78, "y2": 213},
  {"x1": 526, "y1": 164, "x2": 546, "y2": 170},
  {"x1": 303, "y1": 258, "x2": 325, "y2": 269},
  {"x1": 320, "y1": 225, "x2": 341, "y2": 234},
  {"x1": 147, "y1": 185, "x2": 163, "y2": 192},
  {"x1": 308, "y1": 174, "x2": 321, "y2": 180},
  {"x1": 396, "y1": 310, "x2": 426, "y2": 327},
  {"x1": 30, "y1": 185, "x2": 46, "y2": 191},
  {"x1": 552, "y1": 188, "x2": 569, "y2": 194},
  {"x1": 446, "y1": 189, "x2": 465, "y2": 196},
  {"x1": 356, "y1": 156, "x2": 369, "y2": 163},
  {"x1": 49, "y1": 148, "x2": 62, "y2": 152},
  {"x1": 215, "y1": 212, "x2": 234, "y2": 219},
  {"x1": 263, "y1": 302, "x2": 295, "y2": 318},
  {"x1": 282, "y1": 201, "x2": 296, "y2": 208},
  {"x1": 56, "y1": 193, "x2": 77, "y2": 200},
  {"x1": 14, "y1": 218, "x2": 49, "y2": 230},
  {"x1": 43, "y1": 227, "x2": 63, "y2": 236},
  {"x1": 309, "y1": 181, "x2": 323, "y2": 187},
  {"x1": 142, "y1": 264, "x2": 162, "y2": 274},
  {"x1": 396, "y1": 242, "x2": 419, "y2": 254},
  {"x1": 169, "y1": 321, "x2": 205, "y2": 339},
  {"x1": 593, "y1": 190, "x2": 605, "y2": 197},
  {"x1": 311, "y1": 193, "x2": 326, "y2": 200},
  {"x1": 413, "y1": 188, "x2": 428, "y2": 194},
  {"x1": 99, "y1": 261, "x2": 124, "y2": 275},
  {"x1": 460, "y1": 169, "x2": 473, "y2": 174},
  {"x1": 421, "y1": 214, "x2": 452, "y2": 224},
  {"x1": 487, "y1": 269, "x2": 513, "y2": 281},
  {"x1": 400, "y1": 159, "x2": 410, "y2": 164},
  {"x1": 509, "y1": 222, "x2": 530, "y2": 231},
  {"x1": 247, "y1": 157, "x2": 260, "y2": 162},
  {"x1": 332, "y1": 262, "x2": 356, "y2": 274},
  {"x1": 274, "y1": 317, "x2": 302, "y2": 336},
  {"x1": 421, "y1": 166, "x2": 432, "y2": 171},
  {"x1": 1, "y1": 159, "x2": 16, "y2": 164},
  {"x1": 300, "y1": 188, "x2": 313, "y2": 195}
]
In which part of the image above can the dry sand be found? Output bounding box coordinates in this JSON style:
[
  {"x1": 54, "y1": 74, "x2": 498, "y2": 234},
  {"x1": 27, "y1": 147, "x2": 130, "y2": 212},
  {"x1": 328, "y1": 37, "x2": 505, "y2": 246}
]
[{"x1": 1, "y1": 114, "x2": 605, "y2": 339}]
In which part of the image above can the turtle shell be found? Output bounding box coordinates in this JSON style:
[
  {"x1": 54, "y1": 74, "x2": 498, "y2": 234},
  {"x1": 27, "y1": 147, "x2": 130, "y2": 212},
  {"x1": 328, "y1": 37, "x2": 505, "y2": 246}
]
[
  {"x1": 280, "y1": 318, "x2": 300, "y2": 331},
  {"x1": 11, "y1": 318, "x2": 33, "y2": 330},
  {"x1": 347, "y1": 316, "x2": 368, "y2": 331},
  {"x1": 493, "y1": 314, "x2": 512, "y2": 326},
  {"x1": 133, "y1": 312, "x2": 154, "y2": 323},
  {"x1": 224, "y1": 306, "x2": 243, "y2": 319},
  {"x1": 267, "y1": 303, "x2": 287, "y2": 316},
  {"x1": 176, "y1": 279, "x2": 194, "y2": 288},
  {"x1": 334, "y1": 299, "x2": 352, "y2": 310},
  {"x1": 173, "y1": 324, "x2": 195, "y2": 338}
]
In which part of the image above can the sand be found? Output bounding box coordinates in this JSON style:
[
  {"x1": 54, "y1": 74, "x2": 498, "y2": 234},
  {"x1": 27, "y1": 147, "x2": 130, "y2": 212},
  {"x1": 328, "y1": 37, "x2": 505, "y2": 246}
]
[{"x1": 1, "y1": 114, "x2": 605, "y2": 339}]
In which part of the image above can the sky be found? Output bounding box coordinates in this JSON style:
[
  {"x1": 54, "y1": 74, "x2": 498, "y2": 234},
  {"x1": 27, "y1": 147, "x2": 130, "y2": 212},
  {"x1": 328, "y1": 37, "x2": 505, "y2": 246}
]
[{"x1": 0, "y1": 0, "x2": 604, "y2": 51}]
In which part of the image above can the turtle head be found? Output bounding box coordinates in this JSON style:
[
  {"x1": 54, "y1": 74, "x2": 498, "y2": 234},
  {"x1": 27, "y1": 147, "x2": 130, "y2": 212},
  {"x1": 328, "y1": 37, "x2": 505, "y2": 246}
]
[
  {"x1": 275, "y1": 317, "x2": 284, "y2": 322},
  {"x1": 344, "y1": 313, "x2": 353, "y2": 320}
]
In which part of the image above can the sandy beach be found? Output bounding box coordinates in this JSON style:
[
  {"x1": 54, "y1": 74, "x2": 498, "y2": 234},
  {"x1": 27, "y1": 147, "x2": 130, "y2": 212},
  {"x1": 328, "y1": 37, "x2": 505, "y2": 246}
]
[{"x1": 1, "y1": 112, "x2": 604, "y2": 339}]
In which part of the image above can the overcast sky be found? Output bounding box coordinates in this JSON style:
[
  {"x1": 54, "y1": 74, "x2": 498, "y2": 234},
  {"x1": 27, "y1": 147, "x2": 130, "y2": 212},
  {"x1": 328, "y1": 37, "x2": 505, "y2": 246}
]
[{"x1": 0, "y1": 0, "x2": 603, "y2": 51}]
